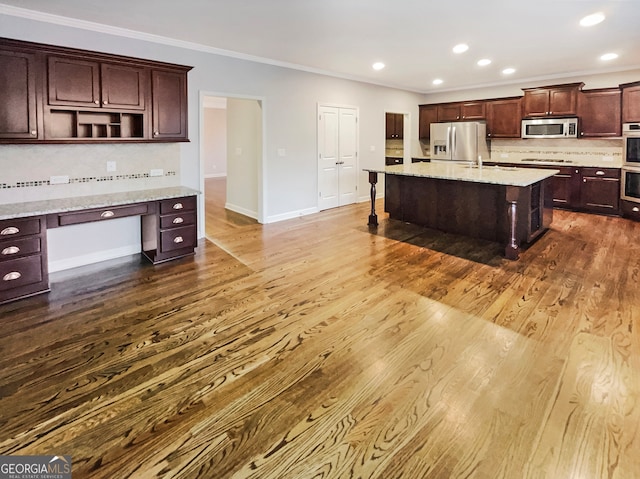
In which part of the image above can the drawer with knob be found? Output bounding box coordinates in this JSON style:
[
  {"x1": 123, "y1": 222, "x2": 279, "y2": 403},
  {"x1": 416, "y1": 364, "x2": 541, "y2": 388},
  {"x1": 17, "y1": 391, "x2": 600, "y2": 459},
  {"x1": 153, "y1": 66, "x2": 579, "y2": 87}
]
[
  {"x1": 141, "y1": 195, "x2": 198, "y2": 264},
  {"x1": 621, "y1": 200, "x2": 640, "y2": 221},
  {"x1": 0, "y1": 216, "x2": 49, "y2": 304},
  {"x1": 50, "y1": 202, "x2": 150, "y2": 227}
]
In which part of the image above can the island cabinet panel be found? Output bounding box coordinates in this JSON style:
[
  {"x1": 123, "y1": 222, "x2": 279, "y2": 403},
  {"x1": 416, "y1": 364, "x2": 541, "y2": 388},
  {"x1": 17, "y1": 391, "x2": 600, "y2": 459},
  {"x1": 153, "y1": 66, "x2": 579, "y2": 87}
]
[
  {"x1": 621, "y1": 82, "x2": 640, "y2": 122},
  {"x1": 0, "y1": 216, "x2": 49, "y2": 304},
  {"x1": 0, "y1": 48, "x2": 39, "y2": 139},
  {"x1": 578, "y1": 88, "x2": 621, "y2": 137},
  {"x1": 418, "y1": 105, "x2": 438, "y2": 139},
  {"x1": 486, "y1": 97, "x2": 522, "y2": 138},
  {"x1": 384, "y1": 174, "x2": 550, "y2": 246}
]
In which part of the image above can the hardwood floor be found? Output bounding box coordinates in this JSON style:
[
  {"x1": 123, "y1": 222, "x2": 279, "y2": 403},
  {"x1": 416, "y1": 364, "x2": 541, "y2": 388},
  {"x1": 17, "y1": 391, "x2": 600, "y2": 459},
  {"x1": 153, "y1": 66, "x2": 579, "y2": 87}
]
[{"x1": 0, "y1": 177, "x2": 638, "y2": 478}]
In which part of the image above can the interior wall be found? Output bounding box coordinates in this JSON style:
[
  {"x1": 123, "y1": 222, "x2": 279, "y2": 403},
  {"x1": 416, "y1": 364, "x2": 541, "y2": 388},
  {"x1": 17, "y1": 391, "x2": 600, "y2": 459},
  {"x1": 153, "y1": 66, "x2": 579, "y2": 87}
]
[
  {"x1": 226, "y1": 98, "x2": 261, "y2": 219},
  {"x1": 203, "y1": 107, "x2": 227, "y2": 178}
]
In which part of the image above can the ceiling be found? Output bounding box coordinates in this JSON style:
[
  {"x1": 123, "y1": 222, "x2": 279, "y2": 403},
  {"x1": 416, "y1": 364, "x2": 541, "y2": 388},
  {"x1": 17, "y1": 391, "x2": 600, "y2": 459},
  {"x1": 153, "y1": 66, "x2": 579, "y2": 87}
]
[{"x1": 1, "y1": 0, "x2": 639, "y2": 93}]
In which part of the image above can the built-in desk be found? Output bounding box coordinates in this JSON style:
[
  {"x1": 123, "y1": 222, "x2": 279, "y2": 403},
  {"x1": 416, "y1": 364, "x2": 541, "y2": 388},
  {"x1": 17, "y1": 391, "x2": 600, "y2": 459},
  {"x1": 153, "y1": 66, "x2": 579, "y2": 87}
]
[{"x1": 0, "y1": 186, "x2": 199, "y2": 304}]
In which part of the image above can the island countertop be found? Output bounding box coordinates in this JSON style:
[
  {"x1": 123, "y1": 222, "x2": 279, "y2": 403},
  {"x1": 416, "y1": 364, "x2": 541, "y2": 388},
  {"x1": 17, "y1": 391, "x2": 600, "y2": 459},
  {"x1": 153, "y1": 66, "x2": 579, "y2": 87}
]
[
  {"x1": 364, "y1": 162, "x2": 559, "y2": 187},
  {"x1": 0, "y1": 186, "x2": 200, "y2": 221}
]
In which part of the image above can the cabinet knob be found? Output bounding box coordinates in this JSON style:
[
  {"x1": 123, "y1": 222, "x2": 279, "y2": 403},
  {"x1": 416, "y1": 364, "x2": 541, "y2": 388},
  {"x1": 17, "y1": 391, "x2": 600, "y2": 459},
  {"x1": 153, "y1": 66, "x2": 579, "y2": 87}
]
[
  {"x1": 172, "y1": 202, "x2": 183, "y2": 210},
  {"x1": 580, "y1": 132, "x2": 584, "y2": 136},
  {"x1": 154, "y1": 131, "x2": 159, "y2": 136},
  {"x1": 173, "y1": 236, "x2": 184, "y2": 244},
  {"x1": 172, "y1": 217, "x2": 184, "y2": 224},
  {"x1": 100, "y1": 210, "x2": 115, "y2": 218},
  {"x1": 1, "y1": 226, "x2": 19, "y2": 236},
  {"x1": 31, "y1": 130, "x2": 37, "y2": 136},
  {"x1": 1, "y1": 246, "x2": 20, "y2": 255},
  {"x1": 103, "y1": 100, "x2": 108, "y2": 105},
  {"x1": 595, "y1": 170, "x2": 605, "y2": 176},
  {"x1": 633, "y1": 207, "x2": 639, "y2": 212},
  {"x1": 3, "y1": 271, "x2": 21, "y2": 281},
  {"x1": 94, "y1": 100, "x2": 99, "y2": 104}
]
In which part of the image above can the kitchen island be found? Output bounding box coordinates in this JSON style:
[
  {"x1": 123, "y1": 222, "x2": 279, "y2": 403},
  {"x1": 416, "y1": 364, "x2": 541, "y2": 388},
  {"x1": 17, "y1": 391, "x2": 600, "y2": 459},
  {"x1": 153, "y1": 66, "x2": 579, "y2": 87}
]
[{"x1": 364, "y1": 162, "x2": 558, "y2": 260}]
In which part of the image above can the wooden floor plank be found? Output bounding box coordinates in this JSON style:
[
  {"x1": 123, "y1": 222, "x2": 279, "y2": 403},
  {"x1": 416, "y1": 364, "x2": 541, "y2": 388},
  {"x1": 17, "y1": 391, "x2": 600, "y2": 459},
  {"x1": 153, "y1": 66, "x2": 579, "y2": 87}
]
[{"x1": 0, "y1": 176, "x2": 638, "y2": 478}]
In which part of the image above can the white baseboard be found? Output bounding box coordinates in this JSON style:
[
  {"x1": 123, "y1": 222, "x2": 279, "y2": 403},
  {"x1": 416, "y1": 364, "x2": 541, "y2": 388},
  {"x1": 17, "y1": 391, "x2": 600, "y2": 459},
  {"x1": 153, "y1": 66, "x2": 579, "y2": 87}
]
[
  {"x1": 265, "y1": 206, "x2": 318, "y2": 224},
  {"x1": 48, "y1": 244, "x2": 141, "y2": 273},
  {"x1": 225, "y1": 202, "x2": 258, "y2": 220}
]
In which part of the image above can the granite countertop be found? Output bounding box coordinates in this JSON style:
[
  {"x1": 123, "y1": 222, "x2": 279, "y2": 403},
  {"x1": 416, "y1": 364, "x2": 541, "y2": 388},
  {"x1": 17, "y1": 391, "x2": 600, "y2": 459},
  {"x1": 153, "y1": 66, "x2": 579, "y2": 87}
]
[
  {"x1": 364, "y1": 162, "x2": 558, "y2": 187},
  {"x1": 490, "y1": 157, "x2": 622, "y2": 168},
  {"x1": 0, "y1": 186, "x2": 200, "y2": 221}
]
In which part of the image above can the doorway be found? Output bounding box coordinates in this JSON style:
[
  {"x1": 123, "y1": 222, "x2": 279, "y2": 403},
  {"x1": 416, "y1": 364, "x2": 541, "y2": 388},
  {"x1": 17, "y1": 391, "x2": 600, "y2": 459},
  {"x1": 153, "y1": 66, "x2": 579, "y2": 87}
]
[
  {"x1": 200, "y1": 93, "x2": 265, "y2": 241},
  {"x1": 317, "y1": 104, "x2": 359, "y2": 211}
]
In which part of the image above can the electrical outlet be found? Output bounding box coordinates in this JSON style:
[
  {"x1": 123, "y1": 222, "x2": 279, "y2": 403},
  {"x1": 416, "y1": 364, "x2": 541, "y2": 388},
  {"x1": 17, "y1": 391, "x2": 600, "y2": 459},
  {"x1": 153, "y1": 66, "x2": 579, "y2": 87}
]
[
  {"x1": 602, "y1": 155, "x2": 613, "y2": 162},
  {"x1": 106, "y1": 161, "x2": 117, "y2": 172},
  {"x1": 50, "y1": 175, "x2": 70, "y2": 185},
  {"x1": 150, "y1": 169, "x2": 164, "y2": 177},
  {"x1": 277, "y1": 148, "x2": 286, "y2": 157},
  {"x1": 500, "y1": 153, "x2": 509, "y2": 158}
]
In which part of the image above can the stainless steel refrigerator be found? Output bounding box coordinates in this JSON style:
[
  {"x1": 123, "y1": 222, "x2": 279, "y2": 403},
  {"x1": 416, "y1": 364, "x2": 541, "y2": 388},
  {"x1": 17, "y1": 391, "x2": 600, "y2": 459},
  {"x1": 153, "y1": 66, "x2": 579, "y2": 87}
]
[{"x1": 430, "y1": 121, "x2": 490, "y2": 163}]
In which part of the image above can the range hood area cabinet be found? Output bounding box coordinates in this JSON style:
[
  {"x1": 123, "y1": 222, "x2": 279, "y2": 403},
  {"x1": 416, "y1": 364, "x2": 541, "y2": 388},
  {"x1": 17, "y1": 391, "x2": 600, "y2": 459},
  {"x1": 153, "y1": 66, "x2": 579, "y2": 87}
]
[
  {"x1": 522, "y1": 83, "x2": 583, "y2": 118},
  {"x1": 0, "y1": 37, "x2": 192, "y2": 143}
]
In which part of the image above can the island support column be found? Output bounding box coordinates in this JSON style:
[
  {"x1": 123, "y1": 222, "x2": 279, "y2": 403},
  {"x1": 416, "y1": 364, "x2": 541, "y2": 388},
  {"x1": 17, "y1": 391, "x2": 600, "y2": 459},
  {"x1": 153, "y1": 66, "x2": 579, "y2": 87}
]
[
  {"x1": 368, "y1": 171, "x2": 378, "y2": 227},
  {"x1": 505, "y1": 186, "x2": 520, "y2": 260}
]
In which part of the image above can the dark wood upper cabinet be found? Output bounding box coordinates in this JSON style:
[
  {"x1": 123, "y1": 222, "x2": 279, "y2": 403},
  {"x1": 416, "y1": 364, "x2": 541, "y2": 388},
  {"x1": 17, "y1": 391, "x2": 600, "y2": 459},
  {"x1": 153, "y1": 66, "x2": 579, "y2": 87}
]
[
  {"x1": 460, "y1": 101, "x2": 485, "y2": 120},
  {"x1": 522, "y1": 83, "x2": 583, "y2": 117},
  {"x1": 0, "y1": 47, "x2": 39, "y2": 139},
  {"x1": 578, "y1": 88, "x2": 621, "y2": 137},
  {"x1": 437, "y1": 103, "x2": 461, "y2": 122},
  {"x1": 418, "y1": 105, "x2": 437, "y2": 139},
  {"x1": 385, "y1": 113, "x2": 403, "y2": 139},
  {"x1": 47, "y1": 56, "x2": 101, "y2": 108},
  {"x1": 621, "y1": 81, "x2": 640, "y2": 122},
  {"x1": 1, "y1": 37, "x2": 191, "y2": 143},
  {"x1": 101, "y1": 63, "x2": 148, "y2": 110},
  {"x1": 486, "y1": 97, "x2": 522, "y2": 138},
  {"x1": 152, "y1": 69, "x2": 188, "y2": 140}
]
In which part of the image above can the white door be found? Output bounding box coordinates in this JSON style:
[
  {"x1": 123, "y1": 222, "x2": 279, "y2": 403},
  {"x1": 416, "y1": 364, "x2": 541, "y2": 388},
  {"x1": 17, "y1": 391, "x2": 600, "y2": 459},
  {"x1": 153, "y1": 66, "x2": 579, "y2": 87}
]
[{"x1": 318, "y1": 105, "x2": 358, "y2": 211}]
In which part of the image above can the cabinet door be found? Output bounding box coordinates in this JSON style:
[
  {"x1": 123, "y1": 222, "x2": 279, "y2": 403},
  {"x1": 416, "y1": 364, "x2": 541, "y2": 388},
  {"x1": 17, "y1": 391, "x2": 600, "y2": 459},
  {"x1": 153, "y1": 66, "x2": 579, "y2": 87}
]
[
  {"x1": 419, "y1": 105, "x2": 438, "y2": 139},
  {"x1": 0, "y1": 49, "x2": 38, "y2": 139},
  {"x1": 579, "y1": 168, "x2": 620, "y2": 214},
  {"x1": 101, "y1": 64, "x2": 148, "y2": 110},
  {"x1": 48, "y1": 56, "x2": 100, "y2": 108},
  {"x1": 550, "y1": 167, "x2": 578, "y2": 208},
  {"x1": 151, "y1": 69, "x2": 188, "y2": 140},
  {"x1": 486, "y1": 98, "x2": 522, "y2": 138},
  {"x1": 385, "y1": 113, "x2": 402, "y2": 139},
  {"x1": 578, "y1": 89, "x2": 621, "y2": 137},
  {"x1": 548, "y1": 88, "x2": 578, "y2": 116},
  {"x1": 622, "y1": 84, "x2": 640, "y2": 122},
  {"x1": 437, "y1": 103, "x2": 461, "y2": 121},
  {"x1": 461, "y1": 101, "x2": 485, "y2": 120},
  {"x1": 523, "y1": 89, "x2": 549, "y2": 117}
]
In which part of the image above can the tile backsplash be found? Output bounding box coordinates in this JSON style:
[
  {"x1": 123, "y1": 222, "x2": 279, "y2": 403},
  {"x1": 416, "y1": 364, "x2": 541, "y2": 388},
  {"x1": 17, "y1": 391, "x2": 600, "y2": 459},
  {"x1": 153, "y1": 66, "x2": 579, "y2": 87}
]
[
  {"x1": 490, "y1": 138, "x2": 623, "y2": 167},
  {"x1": 0, "y1": 143, "x2": 181, "y2": 204}
]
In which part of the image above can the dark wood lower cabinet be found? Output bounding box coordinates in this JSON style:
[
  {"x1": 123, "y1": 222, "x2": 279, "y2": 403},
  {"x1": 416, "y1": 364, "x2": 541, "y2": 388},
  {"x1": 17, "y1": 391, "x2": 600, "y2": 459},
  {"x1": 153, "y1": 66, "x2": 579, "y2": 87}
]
[
  {"x1": 621, "y1": 199, "x2": 640, "y2": 220},
  {"x1": 1, "y1": 194, "x2": 198, "y2": 304},
  {"x1": 0, "y1": 216, "x2": 49, "y2": 304},
  {"x1": 486, "y1": 163, "x2": 621, "y2": 215}
]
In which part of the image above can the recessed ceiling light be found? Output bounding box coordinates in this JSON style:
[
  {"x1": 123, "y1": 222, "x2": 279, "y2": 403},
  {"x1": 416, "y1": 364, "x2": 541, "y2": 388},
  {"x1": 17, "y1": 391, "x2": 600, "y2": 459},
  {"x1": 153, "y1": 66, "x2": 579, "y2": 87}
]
[
  {"x1": 477, "y1": 59, "x2": 492, "y2": 66},
  {"x1": 432, "y1": 79, "x2": 443, "y2": 85},
  {"x1": 502, "y1": 68, "x2": 516, "y2": 75},
  {"x1": 452, "y1": 44, "x2": 469, "y2": 54},
  {"x1": 580, "y1": 12, "x2": 605, "y2": 27},
  {"x1": 600, "y1": 53, "x2": 618, "y2": 61},
  {"x1": 372, "y1": 62, "x2": 385, "y2": 71}
]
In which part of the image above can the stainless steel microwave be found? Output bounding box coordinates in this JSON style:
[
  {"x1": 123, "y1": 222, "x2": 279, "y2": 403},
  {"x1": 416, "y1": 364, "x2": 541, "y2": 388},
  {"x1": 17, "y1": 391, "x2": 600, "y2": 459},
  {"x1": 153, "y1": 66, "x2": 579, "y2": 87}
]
[{"x1": 521, "y1": 117, "x2": 578, "y2": 139}]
